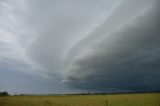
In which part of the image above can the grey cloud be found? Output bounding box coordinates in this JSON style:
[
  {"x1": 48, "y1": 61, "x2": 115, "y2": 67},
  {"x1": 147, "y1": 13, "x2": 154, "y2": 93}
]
[
  {"x1": 26, "y1": 0, "x2": 117, "y2": 78},
  {"x1": 0, "y1": 0, "x2": 44, "y2": 76},
  {"x1": 63, "y1": 0, "x2": 160, "y2": 91},
  {"x1": 1, "y1": 0, "x2": 160, "y2": 92}
]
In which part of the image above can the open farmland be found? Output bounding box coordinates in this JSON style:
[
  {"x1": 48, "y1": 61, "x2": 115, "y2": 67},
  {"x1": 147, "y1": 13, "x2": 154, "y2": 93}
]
[{"x1": 0, "y1": 93, "x2": 160, "y2": 106}]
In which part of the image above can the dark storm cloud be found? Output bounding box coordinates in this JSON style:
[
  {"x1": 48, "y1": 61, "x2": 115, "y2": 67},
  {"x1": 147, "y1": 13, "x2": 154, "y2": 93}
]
[
  {"x1": 0, "y1": 0, "x2": 119, "y2": 93},
  {"x1": 26, "y1": 0, "x2": 117, "y2": 77},
  {"x1": 63, "y1": 0, "x2": 160, "y2": 91},
  {"x1": 1, "y1": 0, "x2": 160, "y2": 93}
]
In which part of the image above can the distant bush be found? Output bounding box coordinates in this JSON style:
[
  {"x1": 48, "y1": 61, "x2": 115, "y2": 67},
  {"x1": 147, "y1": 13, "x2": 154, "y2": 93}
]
[{"x1": 0, "y1": 91, "x2": 9, "y2": 96}]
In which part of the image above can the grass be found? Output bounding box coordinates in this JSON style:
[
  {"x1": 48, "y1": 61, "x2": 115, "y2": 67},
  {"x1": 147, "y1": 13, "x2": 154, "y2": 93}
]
[{"x1": 0, "y1": 93, "x2": 160, "y2": 106}]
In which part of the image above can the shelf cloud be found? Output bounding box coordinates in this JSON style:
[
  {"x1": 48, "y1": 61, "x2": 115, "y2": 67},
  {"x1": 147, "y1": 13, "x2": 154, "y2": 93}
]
[
  {"x1": 62, "y1": 0, "x2": 160, "y2": 91},
  {"x1": 0, "y1": 0, "x2": 160, "y2": 92}
]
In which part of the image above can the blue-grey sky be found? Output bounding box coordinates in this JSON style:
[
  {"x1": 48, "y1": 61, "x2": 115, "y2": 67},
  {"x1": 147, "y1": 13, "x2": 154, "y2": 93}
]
[{"x1": 0, "y1": 0, "x2": 160, "y2": 94}]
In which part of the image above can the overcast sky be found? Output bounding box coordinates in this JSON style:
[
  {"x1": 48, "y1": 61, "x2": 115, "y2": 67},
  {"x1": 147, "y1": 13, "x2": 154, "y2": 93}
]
[{"x1": 0, "y1": 0, "x2": 160, "y2": 94}]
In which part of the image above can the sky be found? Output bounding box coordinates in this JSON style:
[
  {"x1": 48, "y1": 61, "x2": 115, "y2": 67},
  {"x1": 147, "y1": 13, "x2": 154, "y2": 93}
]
[{"x1": 0, "y1": 0, "x2": 160, "y2": 94}]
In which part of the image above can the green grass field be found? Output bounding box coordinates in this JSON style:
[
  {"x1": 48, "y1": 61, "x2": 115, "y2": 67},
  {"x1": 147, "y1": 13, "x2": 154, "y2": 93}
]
[{"x1": 0, "y1": 93, "x2": 160, "y2": 106}]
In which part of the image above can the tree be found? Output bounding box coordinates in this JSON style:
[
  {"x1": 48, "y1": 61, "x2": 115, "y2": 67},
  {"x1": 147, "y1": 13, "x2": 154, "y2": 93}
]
[{"x1": 0, "y1": 91, "x2": 9, "y2": 96}]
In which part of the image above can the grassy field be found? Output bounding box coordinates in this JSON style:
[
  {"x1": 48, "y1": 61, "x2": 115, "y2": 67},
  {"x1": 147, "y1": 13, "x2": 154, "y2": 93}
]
[{"x1": 0, "y1": 93, "x2": 160, "y2": 106}]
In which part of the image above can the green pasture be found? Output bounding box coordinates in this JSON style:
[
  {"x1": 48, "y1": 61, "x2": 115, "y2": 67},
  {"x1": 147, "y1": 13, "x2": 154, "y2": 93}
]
[{"x1": 0, "y1": 93, "x2": 160, "y2": 106}]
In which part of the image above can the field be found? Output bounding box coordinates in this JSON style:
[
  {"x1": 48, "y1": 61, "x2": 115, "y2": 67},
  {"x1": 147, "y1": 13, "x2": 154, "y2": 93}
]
[{"x1": 0, "y1": 93, "x2": 160, "y2": 106}]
